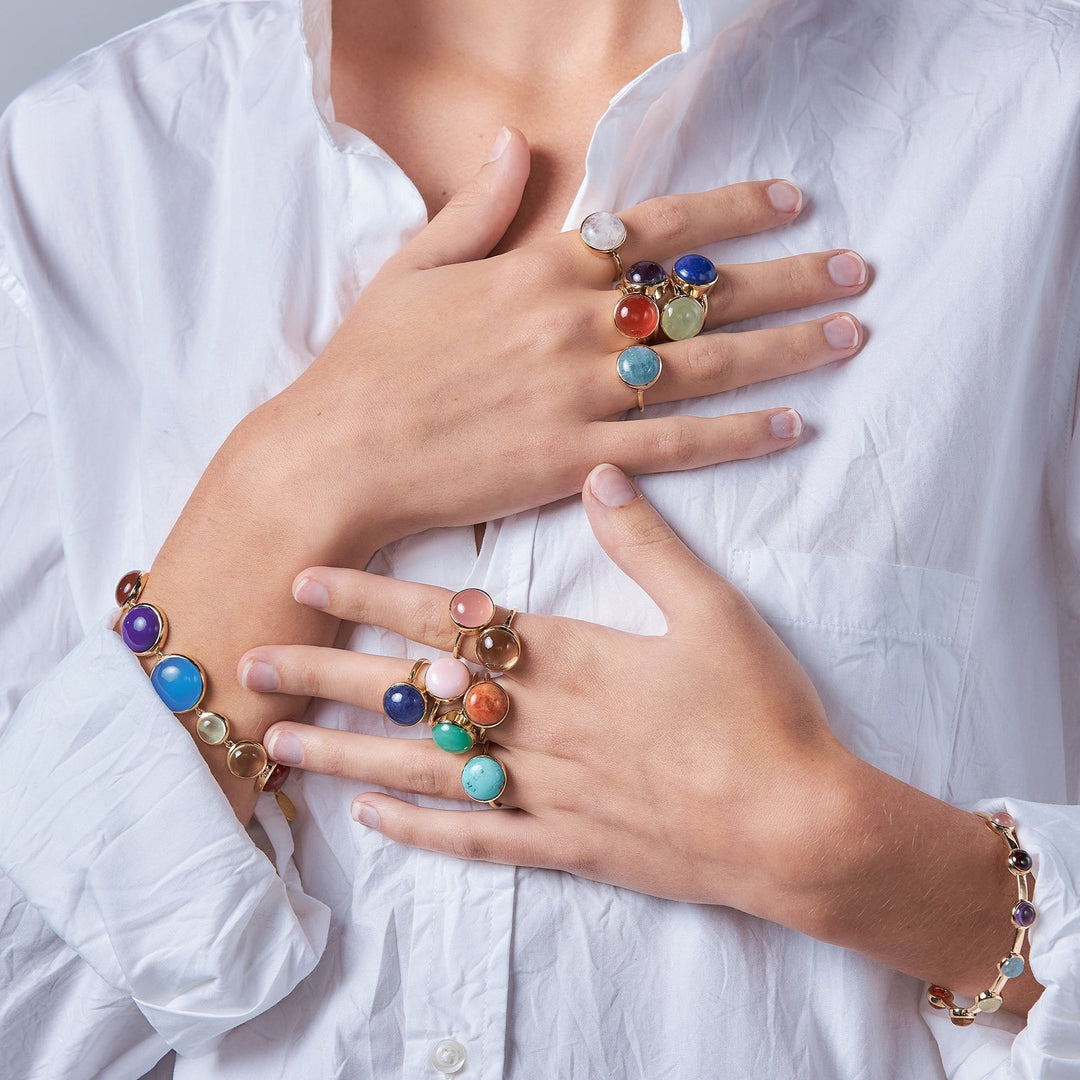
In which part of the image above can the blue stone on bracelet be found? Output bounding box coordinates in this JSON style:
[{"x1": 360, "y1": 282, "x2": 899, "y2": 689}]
[
  {"x1": 461, "y1": 755, "x2": 506, "y2": 802},
  {"x1": 151, "y1": 654, "x2": 205, "y2": 713},
  {"x1": 383, "y1": 682, "x2": 428, "y2": 726},
  {"x1": 617, "y1": 345, "x2": 662, "y2": 389},
  {"x1": 999, "y1": 954, "x2": 1025, "y2": 979},
  {"x1": 673, "y1": 253, "x2": 718, "y2": 287}
]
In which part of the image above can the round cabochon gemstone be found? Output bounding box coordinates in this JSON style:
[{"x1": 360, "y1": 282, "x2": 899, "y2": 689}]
[
  {"x1": 990, "y1": 811, "x2": 1015, "y2": 829},
  {"x1": 673, "y1": 253, "x2": 718, "y2": 288},
  {"x1": 450, "y1": 588, "x2": 495, "y2": 631},
  {"x1": 1012, "y1": 900, "x2": 1037, "y2": 928},
  {"x1": 121, "y1": 604, "x2": 164, "y2": 654},
  {"x1": 624, "y1": 260, "x2": 666, "y2": 288},
  {"x1": 461, "y1": 755, "x2": 506, "y2": 802},
  {"x1": 383, "y1": 682, "x2": 428, "y2": 726},
  {"x1": 432, "y1": 721, "x2": 475, "y2": 754},
  {"x1": 1008, "y1": 848, "x2": 1033, "y2": 874},
  {"x1": 263, "y1": 763, "x2": 291, "y2": 793},
  {"x1": 976, "y1": 993, "x2": 1003, "y2": 1013},
  {"x1": 464, "y1": 680, "x2": 509, "y2": 727},
  {"x1": 661, "y1": 295, "x2": 705, "y2": 340},
  {"x1": 115, "y1": 570, "x2": 143, "y2": 608},
  {"x1": 228, "y1": 740, "x2": 268, "y2": 779},
  {"x1": 580, "y1": 211, "x2": 626, "y2": 253},
  {"x1": 999, "y1": 954, "x2": 1025, "y2": 979},
  {"x1": 617, "y1": 346, "x2": 662, "y2": 390},
  {"x1": 151, "y1": 654, "x2": 204, "y2": 713},
  {"x1": 614, "y1": 294, "x2": 659, "y2": 339},
  {"x1": 196, "y1": 711, "x2": 230, "y2": 745},
  {"x1": 476, "y1": 626, "x2": 521, "y2": 672},
  {"x1": 426, "y1": 657, "x2": 472, "y2": 700}
]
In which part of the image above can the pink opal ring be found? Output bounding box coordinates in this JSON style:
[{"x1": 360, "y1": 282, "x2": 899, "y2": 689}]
[{"x1": 450, "y1": 588, "x2": 497, "y2": 658}]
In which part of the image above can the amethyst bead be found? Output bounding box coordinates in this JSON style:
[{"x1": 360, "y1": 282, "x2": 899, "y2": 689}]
[
  {"x1": 121, "y1": 604, "x2": 164, "y2": 654},
  {"x1": 624, "y1": 260, "x2": 666, "y2": 288},
  {"x1": 1012, "y1": 900, "x2": 1037, "y2": 928}
]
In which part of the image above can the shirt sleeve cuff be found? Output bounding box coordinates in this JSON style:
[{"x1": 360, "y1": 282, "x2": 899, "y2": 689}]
[
  {"x1": 0, "y1": 620, "x2": 330, "y2": 1055},
  {"x1": 923, "y1": 797, "x2": 1080, "y2": 1078}
]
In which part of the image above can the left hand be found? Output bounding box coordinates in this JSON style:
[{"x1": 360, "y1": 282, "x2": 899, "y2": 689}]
[{"x1": 240, "y1": 464, "x2": 858, "y2": 919}]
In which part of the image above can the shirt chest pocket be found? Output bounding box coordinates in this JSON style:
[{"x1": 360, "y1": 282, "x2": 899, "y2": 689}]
[{"x1": 729, "y1": 548, "x2": 979, "y2": 796}]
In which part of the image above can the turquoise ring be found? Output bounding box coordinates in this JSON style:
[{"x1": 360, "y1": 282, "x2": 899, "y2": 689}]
[{"x1": 461, "y1": 753, "x2": 507, "y2": 806}]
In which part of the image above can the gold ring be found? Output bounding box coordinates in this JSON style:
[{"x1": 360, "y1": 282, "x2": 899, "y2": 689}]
[
  {"x1": 579, "y1": 211, "x2": 627, "y2": 282},
  {"x1": 382, "y1": 658, "x2": 433, "y2": 727}
]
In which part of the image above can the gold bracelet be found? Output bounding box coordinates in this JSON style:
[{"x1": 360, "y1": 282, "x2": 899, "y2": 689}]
[
  {"x1": 927, "y1": 811, "x2": 1034, "y2": 1025},
  {"x1": 115, "y1": 571, "x2": 295, "y2": 821}
]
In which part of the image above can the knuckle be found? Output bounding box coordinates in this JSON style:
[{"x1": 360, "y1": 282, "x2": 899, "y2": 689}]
[
  {"x1": 688, "y1": 334, "x2": 734, "y2": 387},
  {"x1": 414, "y1": 597, "x2": 453, "y2": 650},
  {"x1": 401, "y1": 750, "x2": 447, "y2": 797},
  {"x1": 639, "y1": 196, "x2": 691, "y2": 246},
  {"x1": 444, "y1": 824, "x2": 491, "y2": 862},
  {"x1": 654, "y1": 422, "x2": 698, "y2": 469},
  {"x1": 707, "y1": 270, "x2": 735, "y2": 318}
]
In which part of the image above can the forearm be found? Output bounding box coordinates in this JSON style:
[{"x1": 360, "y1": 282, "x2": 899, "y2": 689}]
[
  {"x1": 129, "y1": 405, "x2": 379, "y2": 822},
  {"x1": 776, "y1": 754, "x2": 1043, "y2": 1019}
]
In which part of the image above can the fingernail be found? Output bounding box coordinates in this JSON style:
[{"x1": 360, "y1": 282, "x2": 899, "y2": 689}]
[
  {"x1": 352, "y1": 799, "x2": 381, "y2": 829},
  {"x1": 827, "y1": 251, "x2": 867, "y2": 288},
  {"x1": 240, "y1": 659, "x2": 279, "y2": 692},
  {"x1": 589, "y1": 464, "x2": 637, "y2": 507},
  {"x1": 293, "y1": 576, "x2": 329, "y2": 609},
  {"x1": 265, "y1": 729, "x2": 303, "y2": 766},
  {"x1": 487, "y1": 126, "x2": 511, "y2": 162},
  {"x1": 770, "y1": 409, "x2": 803, "y2": 441},
  {"x1": 767, "y1": 180, "x2": 802, "y2": 214},
  {"x1": 823, "y1": 314, "x2": 860, "y2": 350}
]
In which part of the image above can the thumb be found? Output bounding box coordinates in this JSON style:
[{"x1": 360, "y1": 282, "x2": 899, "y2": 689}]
[
  {"x1": 392, "y1": 126, "x2": 530, "y2": 272},
  {"x1": 582, "y1": 464, "x2": 736, "y2": 627}
]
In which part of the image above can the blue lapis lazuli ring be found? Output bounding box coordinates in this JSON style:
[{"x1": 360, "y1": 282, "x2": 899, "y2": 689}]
[
  {"x1": 671, "y1": 253, "x2": 719, "y2": 301},
  {"x1": 383, "y1": 658, "x2": 433, "y2": 727}
]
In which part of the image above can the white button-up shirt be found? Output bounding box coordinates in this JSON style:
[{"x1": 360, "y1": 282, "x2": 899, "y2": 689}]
[{"x1": 1, "y1": 0, "x2": 1079, "y2": 1077}]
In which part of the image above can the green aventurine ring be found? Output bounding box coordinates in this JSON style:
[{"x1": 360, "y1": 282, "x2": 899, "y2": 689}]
[
  {"x1": 461, "y1": 754, "x2": 507, "y2": 804},
  {"x1": 616, "y1": 345, "x2": 662, "y2": 411}
]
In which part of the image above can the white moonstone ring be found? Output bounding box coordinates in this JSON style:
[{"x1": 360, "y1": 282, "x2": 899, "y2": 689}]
[{"x1": 579, "y1": 210, "x2": 627, "y2": 280}]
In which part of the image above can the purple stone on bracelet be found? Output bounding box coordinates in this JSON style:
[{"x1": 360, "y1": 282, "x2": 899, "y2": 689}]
[
  {"x1": 121, "y1": 604, "x2": 164, "y2": 653},
  {"x1": 1012, "y1": 900, "x2": 1037, "y2": 928}
]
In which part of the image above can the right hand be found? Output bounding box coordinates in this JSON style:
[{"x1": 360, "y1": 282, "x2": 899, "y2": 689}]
[{"x1": 244, "y1": 127, "x2": 868, "y2": 559}]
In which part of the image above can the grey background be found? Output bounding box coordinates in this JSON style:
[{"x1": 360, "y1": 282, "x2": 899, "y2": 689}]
[{"x1": 0, "y1": 0, "x2": 180, "y2": 111}]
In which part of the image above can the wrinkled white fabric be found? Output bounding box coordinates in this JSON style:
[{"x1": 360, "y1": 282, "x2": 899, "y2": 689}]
[{"x1": 1, "y1": 0, "x2": 1079, "y2": 1077}]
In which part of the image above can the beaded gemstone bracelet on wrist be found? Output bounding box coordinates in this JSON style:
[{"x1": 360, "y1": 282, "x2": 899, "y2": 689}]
[
  {"x1": 927, "y1": 811, "x2": 1035, "y2": 1025},
  {"x1": 115, "y1": 571, "x2": 295, "y2": 821}
]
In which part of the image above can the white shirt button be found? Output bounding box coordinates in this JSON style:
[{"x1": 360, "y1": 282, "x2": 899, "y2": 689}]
[{"x1": 429, "y1": 1038, "x2": 467, "y2": 1075}]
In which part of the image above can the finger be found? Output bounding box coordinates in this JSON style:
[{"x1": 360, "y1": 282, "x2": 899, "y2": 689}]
[
  {"x1": 289, "y1": 569, "x2": 536, "y2": 665},
  {"x1": 588, "y1": 408, "x2": 804, "y2": 478},
  {"x1": 350, "y1": 794, "x2": 547, "y2": 869},
  {"x1": 387, "y1": 126, "x2": 530, "y2": 273},
  {"x1": 261, "y1": 721, "x2": 473, "y2": 801},
  {"x1": 238, "y1": 645, "x2": 408, "y2": 712},
  {"x1": 580, "y1": 464, "x2": 729, "y2": 625},
  {"x1": 574, "y1": 179, "x2": 804, "y2": 285},
  {"x1": 703, "y1": 249, "x2": 869, "y2": 328},
  {"x1": 644, "y1": 312, "x2": 862, "y2": 405}
]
